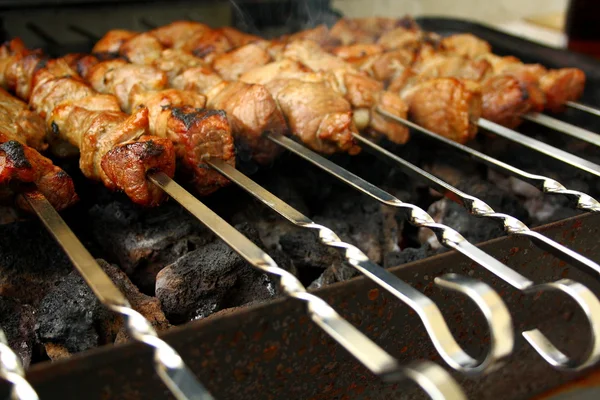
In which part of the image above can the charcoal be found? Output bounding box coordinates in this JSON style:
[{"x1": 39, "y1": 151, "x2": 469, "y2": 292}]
[
  {"x1": 156, "y1": 223, "x2": 279, "y2": 324},
  {"x1": 96, "y1": 260, "x2": 170, "y2": 344},
  {"x1": 384, "y1": 246, "x2": 437, "y2": 269},
  {"x1": 89, "y1": 200, "x2": 213, "y2": 294},
  {"x1": 36, "y1": 270, "x2": 117, "y2": 355},
  {"x1": 0, "y1": 296, "x2": 37, "y2": 368},
  {"x1": 308, "y1": 262, "x2": 357, "y2": 289},
  {"x1": 279, "y1": 229, "x2": 343, "y2": 269},
  {"x1": 0, "y1": 205, "x2": 20, "y2": 225},
  {"x1": 0, "y1": 220, "x2": 72, "y2": 306}
]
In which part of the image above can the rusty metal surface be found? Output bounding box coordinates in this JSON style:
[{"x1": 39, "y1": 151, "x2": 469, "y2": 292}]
[{"x1": 11, "y1": 211, "x2": 599, "y2": 400}]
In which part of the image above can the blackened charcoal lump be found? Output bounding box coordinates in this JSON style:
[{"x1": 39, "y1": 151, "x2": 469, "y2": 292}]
[
  {"x1": 36, "y1": 270, "x2": 116, "y2": 355},
  {"x1": 89, "y1": 200, "x2": 213, "y2": 294},
  {"x1": 384, "y1": 246, "x2": 437, "y2": 269},
  {"x1": 156, "y1": 223, "x2": 284, "y2": 324},
  {"x1": 0, "y1": 296, "x2": 37, "y2": 368},
  {"x1": 0, "y1": 220, "x2": 72, "y2": 306}
]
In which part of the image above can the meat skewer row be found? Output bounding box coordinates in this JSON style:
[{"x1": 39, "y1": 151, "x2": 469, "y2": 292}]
[
  {"x1": 0, "y1": 87, "x2": 78, "y2": 211},
  {"x1": 0, "y1": 39, "x2": 236, "y2": 205},
  {"x1": 93, "y1": 24, "x2": 410, "y2": 154}
]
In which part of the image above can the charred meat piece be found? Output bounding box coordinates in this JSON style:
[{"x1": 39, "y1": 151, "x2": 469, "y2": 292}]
[
  {"x1": 265, "y1": 79, "x2": 361, "y2": 155},
  {"x1": 206, "y1": 81, "x2": 286, "y2": 164},
  {"x1": 120, "y1": 32, "x2": 165, "y2": 65},
  {"x1": 180, "y1": 28, "x2": 233, "y2": 62},
  {"x1": 150, "y1": 21, "x2": 212, "y2": 49},
  {"x1": 0, "y1": 134, "x2": 78, "y2": 211},
  {"x1": 440, "y1": 34, "x2": 492, "y2": 58},
  {"x1": 538, "y1": 68, "x2": 585, "y2": 113}
]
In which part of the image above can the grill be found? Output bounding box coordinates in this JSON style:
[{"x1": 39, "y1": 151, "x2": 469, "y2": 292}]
[{"x1": 0, "y1": 2, "x2": 600, "y2": 399}]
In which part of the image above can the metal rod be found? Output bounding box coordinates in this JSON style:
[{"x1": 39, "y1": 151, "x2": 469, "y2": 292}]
[
  {"x1": 0, "y1": 329, "x2": 38, "y2": 400},
  {"x1": 23, "y1": 191, "x2": 214, "y2": 400},
  {"x1": 208, "y1": 158, "x2": 514, "y2": 375},
  {"x1": 269, "y1": 133, "x2": 600, "y2": 371},
  {"x1": 376, "y1": 108, "x2": 600, "y2": 213},
  {"x1": 522, "y1": 112, "x2": 600, "y2": 147},
  {"x1": 477, "y1": 118, "x2": 600, "y2": 178},
  {"x1": 353, "y1": 133, "x2": 600, "y2": 280},
  {"x1": 567, "y1": 101, "x2": 600, "y2": 118},
  {"x1": 147, "y1": 172, "x2": 400, "y2": 379}
]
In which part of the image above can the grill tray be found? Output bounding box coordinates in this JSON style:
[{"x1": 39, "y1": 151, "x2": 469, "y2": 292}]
[{"x1": 2, "y1": 17, "x2": 600, "y2": 400}]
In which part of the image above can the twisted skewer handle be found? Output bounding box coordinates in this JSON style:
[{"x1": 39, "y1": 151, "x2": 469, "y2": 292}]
[
  {"x1": 148, "y1": 172, "x2": 470, "y2": 398},
  {"x1": 0, "y1": 330, "x2": 39, "y2": 400},
  {"x1": 376, "y1": 108, "x2": 600, "y2": 213},
  {"x1": 269, "y1": 133, "x2": 600, "y2": 371},
  {"x1": 208, "y1": 159, "x2": 514, "y2": 375}
]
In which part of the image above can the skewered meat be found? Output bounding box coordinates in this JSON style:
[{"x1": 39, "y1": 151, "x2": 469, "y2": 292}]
[
  {"x1": 212, "y1": 43, "x2": 272, "y2": 81},
  {"x1": 265, "y1": 79, "x2": 360, "y2": 155},
  {"x1": 0, "y1": 40, "x2": 176, "y2": 206},
  {"x1": 440, "y1": 34, "x2": 492, "y2": 58},
  {"x1": 91, "y1": 30, "x2": 138, "y2": 55},
  {"x1": 0, "y1": 88, "x2": 78, "y2": 210},
  {"x1": 76, "y1": 57, "x2": 235, "y2": 195}
]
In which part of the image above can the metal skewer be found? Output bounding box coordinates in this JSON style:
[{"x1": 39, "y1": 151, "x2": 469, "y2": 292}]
[
  {"x1": 147, "y1": 171, "x2": 467, "y2": 399},
  {"x1": 0, "y1": 329, "x2": 39, "y2": 400},
  {"x1": 522, "y1": 112, "x2": 600, "y2": 147},
  {"x1": 567, "y1": 101, "x2": 600, "y2": 118},
  {"x1": 22, "y1": 190, "x2": 214, "y2": 400},
  {"x1": 353, "y1": 133, "x2": 600, "y2": 279},
  {"x1": 269, "y1": 133, "x2": 600, "y2": 370},
  {"x1": 208, "y1": 158, "x2": 514, "y2": 374},
  {"x1": 477, "y1": 118, "x2": 600, "y2": 178},
  {"x1": 376, "y1": 109, "x2": 600, "y2": 213}
]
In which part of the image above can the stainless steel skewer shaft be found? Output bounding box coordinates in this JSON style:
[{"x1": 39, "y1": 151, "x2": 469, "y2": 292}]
[
  {"x1": 208, "y1": 158, "x2": 513, "y2": 375},
  {"x1": 353, "y1": 133, "x2": 600, "y2": 279},
  {"x1": 567, "y1": 101, "x2": 600, "y2": 117},
  {"x1": 269, "y1": 133, "x2": 600, "y2": 371},
  {"x1": 23, "y1": 191, "x2": 214, "y2": 400},
  {"x1": 477, "y1": 118, "x2": 600, "y2": 177},
  {"x1": 147, "y1": 171, "x2": 467, "y2": 399},
  {"x1": 376, "y1": 108, "x2": 600, "y2": 213},
  {"x1": 522, "y1": 112, "x2": 600, "y2": 147},
  {"x1": 0, "y1": 330, "x2": 38, "y2": 400}
]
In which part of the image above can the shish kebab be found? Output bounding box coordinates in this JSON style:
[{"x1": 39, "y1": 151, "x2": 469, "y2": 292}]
[
  {"x1": 0, "y1": 87, "x2": 214, "y2": 399},
  {"x1": 90, "y1": 23, "x2": 600, "y2": 369},
  {"x1": 326, "y1": 18, "x2": 600, "y2": 150},
  {"x1": 0, "y1": 43, "x2": 471, "y2": 399},
  {"x1": 65, "y1": 40, "x2": 516, "y2": 375}
]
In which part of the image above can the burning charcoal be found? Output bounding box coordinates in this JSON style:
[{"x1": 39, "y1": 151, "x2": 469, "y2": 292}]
[
  {"x1": 384, "y1": 245, "x2": 437, "y2": 269},
  {"x1": 36, "y1": 270, "x2": 118, "y2": 356},
  {"x1": 419, "y1": 178, "x2": 531, "y2": 247},
  {"x1": 0, "y1": 296, "x2": 37, "y2": 368},
  {"x1": 308, "y1": 262, "x2": 358, "y2": 290},
  {"x1": 156, "y1": 223, "x2": 280, "y2": 324},
  {"x1": 95, "y1": 260, "x2": 170, "y2": 344},
  {"x1": 90, "y1": 200, "x2": 213, "y2": 294},
  {"x1": 279, "y1": 229, "x2": 343, "y2": 269},
  {"x1": 0, "y1": 220, "x2": 72, "y2": 306}
]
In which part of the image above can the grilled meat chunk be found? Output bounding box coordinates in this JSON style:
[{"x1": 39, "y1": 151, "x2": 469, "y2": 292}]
[
  {"x1": 131, "y1": 90, "x2": 234, "y2": 194},
  {"x1": 440, "y1": 34, "x2": 492, "y2": 58},
  {"x1": 0, "y1": 134, "x2": 78, "y2": 211},
  {"x1": 212, "y1": 43, "x2": 272, "y2": 81},
  {"x1": 538, "y1": 68, "x2": 585, "y2": 113},
  {"x1": 0, "y1": 87, "x2": 47, "y2": 151},
  {"x1": 151, "y1": 21, "x2": 211, "y2": 49},
  {"x1": 481, "y1": 75, "x2": 532, "y2": 127},
  {"x1": 120, "y1": 32, "x2": 165, "y2": 65},
  {"x1": 92, "y1": 30, "x2": 138, "y2": 55},
  {"x1": 206, "y1": 81, "x2": 286, "y2": 164},
  {"x1": 401, "y1": 77, "x2": 481, "y2": 143},
  {"x1": 265, "y1": 79, "x2": 361, "y2": 155}
]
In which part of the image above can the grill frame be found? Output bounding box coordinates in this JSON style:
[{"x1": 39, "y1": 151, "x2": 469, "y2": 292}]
[{"x1": 1, "y1": 16, "x2": 600, "y2": 399}]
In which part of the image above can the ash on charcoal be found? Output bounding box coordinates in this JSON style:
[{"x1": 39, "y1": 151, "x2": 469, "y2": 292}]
[
  {"x1": 0, "y1": 296, "x2": 37, "y2": 368},
  {"x1": 96, "y1": 260, "x2": 170, "y2": 344},
  {"x1": 156, "y1": 222, "x2": 285, "y2": 324},
  {"x1": 36, "y1": 270, "x2": 117, "y2": 357},
  {"x1": 0, "y1": 220, "x2": 72, "y2": 306},
  {"x1": 89, "y1": 200, "x2": 213, "y2": 294}
]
